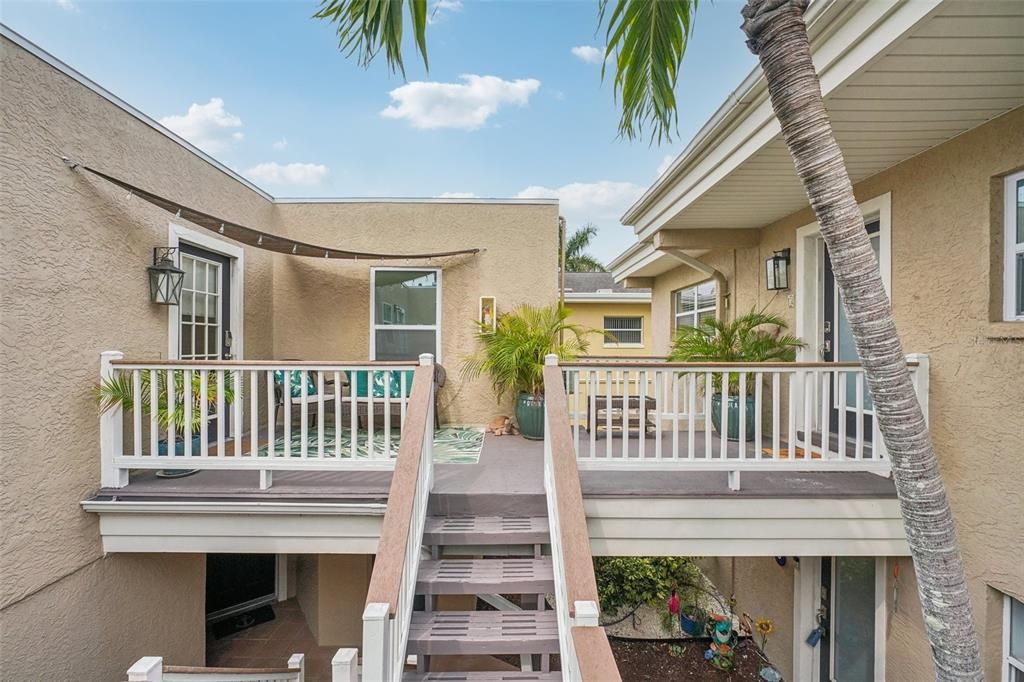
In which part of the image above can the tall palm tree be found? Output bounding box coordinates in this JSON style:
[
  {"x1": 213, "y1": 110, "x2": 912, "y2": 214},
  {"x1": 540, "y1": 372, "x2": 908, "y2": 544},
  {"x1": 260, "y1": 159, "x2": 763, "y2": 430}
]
[
  {"x1": 312, "y1": 0, "x2": 982, "y2": 677},
  {"x1": 565, "y1": 223, "x2": 605, "y2": 273}
]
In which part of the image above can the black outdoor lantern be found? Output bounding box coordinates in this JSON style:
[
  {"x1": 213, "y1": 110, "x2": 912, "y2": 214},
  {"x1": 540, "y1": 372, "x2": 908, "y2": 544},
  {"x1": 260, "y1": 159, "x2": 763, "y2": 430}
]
[
  {"x1": 765, "y1": 248, "x2": 791, "y2": 291},
  {"x1": 148, "y1": 247, "x2": 185, "y2": 305}
]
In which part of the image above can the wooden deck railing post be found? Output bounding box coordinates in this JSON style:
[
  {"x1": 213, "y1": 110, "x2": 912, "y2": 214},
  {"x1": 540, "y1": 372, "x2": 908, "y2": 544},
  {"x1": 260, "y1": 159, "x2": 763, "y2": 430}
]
[
  {"x1": 100, "y1": 350, "x2": 129, "y2": 488},
  {"x1": 362, "y1": 601, "x2": 391, "y2": 681},
  {"x1": 331, "y1": 648, "x2": 359, "y2": 682},
  {"x1": 126, "y1": 656, "x2": 163, "y2": 682},
  {"x1": 287, "y1": 653, "x2": 305, "y2": 682}
]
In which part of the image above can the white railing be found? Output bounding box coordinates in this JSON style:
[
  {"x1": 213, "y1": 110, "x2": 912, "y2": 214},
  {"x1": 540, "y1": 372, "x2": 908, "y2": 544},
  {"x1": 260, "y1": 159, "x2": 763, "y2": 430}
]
[
  {"x1": 99, "y1": 352, "x2": 420, "y2": 489},
  {"x1": 557, "y1": 354, "x2": 930, "y2": 489},
  {"x1": 361, "y1": 356, "x2": 435, "y2": 682},
  {"x1": 126, "y1": 650, "x2": 359, "y2": 681},
  {"x1": 542, "y1": 356, "x2": 621, "y2": 682}
]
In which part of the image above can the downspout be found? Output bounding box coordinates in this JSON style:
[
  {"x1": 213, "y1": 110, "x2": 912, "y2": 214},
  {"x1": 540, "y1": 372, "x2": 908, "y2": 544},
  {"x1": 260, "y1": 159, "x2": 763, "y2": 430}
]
[
  {"x1": 660, "y1": 248, "x2": 731, "y2": 320},
  {"x1": 558, "y1": 215, "x2": 566, "y2": 345}
]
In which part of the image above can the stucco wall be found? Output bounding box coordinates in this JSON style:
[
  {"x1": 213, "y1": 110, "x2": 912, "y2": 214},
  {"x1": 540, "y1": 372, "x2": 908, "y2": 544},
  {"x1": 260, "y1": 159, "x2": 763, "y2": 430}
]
[
  {"x1": 646, "y1": 107, "x2": 1024, "y2": 677},
  {"x1": 0, "y1": 36, "x2": 276, "y2": 679},
  {"x1": 271, "y1": 201, "x2": 559, "y2": 424},
  {"x1": 565, "y1": 301, "x2": 653, "y2": 356},
  {"x1": 0, "y1": 554, "x2": 205, "y2": 680}
]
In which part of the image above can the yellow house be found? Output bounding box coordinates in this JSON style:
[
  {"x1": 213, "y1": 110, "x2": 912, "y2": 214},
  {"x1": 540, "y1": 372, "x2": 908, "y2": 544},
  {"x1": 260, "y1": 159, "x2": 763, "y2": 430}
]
[{"x1": 564, "y1": 272, "x2": 652, "y2": 357}]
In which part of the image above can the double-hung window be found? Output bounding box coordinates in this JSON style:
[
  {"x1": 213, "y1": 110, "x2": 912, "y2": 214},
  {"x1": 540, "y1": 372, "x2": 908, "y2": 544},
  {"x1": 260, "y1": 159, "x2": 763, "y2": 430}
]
[
  {"x1": 603, "y1": 316, "x2": 643, "y2": 347},
  {"x1": 1005, "y1": 171, "x2": 1024, "y2": 321},
  {"x1": 1007, "y1": 594, "x2": 1024, "y2": 681},
  {"x1": 371, "y1": 268, "x2": 441, "y2": 361},
  {"x1": 674, "y1": 281, "x2": 717, "y2": 329}
]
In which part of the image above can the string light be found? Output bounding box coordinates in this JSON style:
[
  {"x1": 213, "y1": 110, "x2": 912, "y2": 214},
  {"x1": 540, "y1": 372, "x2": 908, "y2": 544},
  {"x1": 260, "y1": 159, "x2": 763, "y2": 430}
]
[
  {"x1": 292, "y1": 244, "x2": 298, "y2": 254},
  {"x1": 175, "y1": 208, "x2": 182, "y2": 218},
  {"x1": 324, "y1": 250, "x2": 329, "y2": 259},
  {"x1": 257, "y1": 234, "x2": 263, "y2": 246},
  {"x1": 219, "y1": 223, "x2": 225, "y2": 234}
]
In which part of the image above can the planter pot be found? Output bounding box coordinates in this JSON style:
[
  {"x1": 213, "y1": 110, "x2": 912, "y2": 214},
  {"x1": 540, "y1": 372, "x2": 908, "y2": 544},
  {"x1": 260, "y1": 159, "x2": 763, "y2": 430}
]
[
  {"x1": 515, "y1": 392, "x2": 545, "y2": 440},
  {"x1": 157, "y1": 434, "x2": 204, "y2": 457},
  {"x1": 680, "y1": 612, "x2": 706, "y2": 637},
  {"x1": 710, "y1": 394, "x2": 756, "y2": 441},
  {"x1": 156, "y1": 434, "x2": 202, "y2": 478}
]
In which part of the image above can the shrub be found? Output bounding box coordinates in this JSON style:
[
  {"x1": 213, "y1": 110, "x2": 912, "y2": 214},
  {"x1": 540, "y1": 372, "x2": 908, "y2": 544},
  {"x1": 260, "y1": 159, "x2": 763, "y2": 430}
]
[{"x1": 594, "y1": 556, "x2": 701, "y2": 614}]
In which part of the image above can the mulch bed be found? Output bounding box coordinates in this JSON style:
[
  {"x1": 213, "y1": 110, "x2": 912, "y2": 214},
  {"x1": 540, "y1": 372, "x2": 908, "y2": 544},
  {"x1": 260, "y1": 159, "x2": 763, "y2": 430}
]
[{"x1": 610, "y1": 638, "x2": 767, "y2": 681}]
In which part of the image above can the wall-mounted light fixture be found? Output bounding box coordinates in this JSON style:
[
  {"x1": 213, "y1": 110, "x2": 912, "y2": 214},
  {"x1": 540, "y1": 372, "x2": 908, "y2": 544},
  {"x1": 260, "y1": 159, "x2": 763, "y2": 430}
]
[
  {"x1": 147, "y1": 247, "x2": 185, "y2": 305},
  {"x1": 765, "y1": 248, "x2": 791, "y2": 291}
]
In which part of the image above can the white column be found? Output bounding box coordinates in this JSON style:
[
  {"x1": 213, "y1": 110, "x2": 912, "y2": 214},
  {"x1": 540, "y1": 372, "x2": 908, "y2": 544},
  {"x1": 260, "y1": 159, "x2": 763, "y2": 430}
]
[
  {"x1": 100, "y1": 350, "x2": 128, "y2": 488},
  {"x1": 331, "y1": 648, "x2": 359, "y2": 682},
  {"x1": 287, "y1": 653, "x2": 305, "y2": 682}
]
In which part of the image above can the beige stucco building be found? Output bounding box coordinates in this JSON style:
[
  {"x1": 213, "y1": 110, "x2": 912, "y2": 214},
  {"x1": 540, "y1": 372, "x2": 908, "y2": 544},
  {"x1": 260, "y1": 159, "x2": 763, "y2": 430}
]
[
  {"x1": 563, "y1": 272, "x2": 653, "y2": 357},
  {"x1": 0, "y1": 26, "x2": 559, "y2": 681},
  {"x1": 611, "y1": 2, "x2": 1024, "y2": 680}
]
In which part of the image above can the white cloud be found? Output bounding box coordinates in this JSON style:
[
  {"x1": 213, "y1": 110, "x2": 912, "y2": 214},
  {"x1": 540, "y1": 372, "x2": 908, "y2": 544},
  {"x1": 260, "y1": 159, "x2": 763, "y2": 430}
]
[
  {"x1": 516, "y1": 180, "x2": 646, "y2": 263},
  {"x1": 159, "y1": 98, "x2": 243, "y2": 152},
  {"x1": 439, "y1": 192, "x2": 478, "y2": 198},
  {"x1": 571, "y1": 45, "x2": 604, "y2": 64},
  {"x1": 428, "y1": 0, "x2": 463, "y2": 23},
  {"x1": 55, "y1": 0, "x2": 79, "y2": 12},
  {"x1": 272, "y1": 137, "x2": 288, "y2": 151},
  {"x1": 381, "y1": 75, "x2": 540, "y2": 130},
  {"x1": 245, "y1": 162, "x2": 329, "y2": 186},
  {"x1": 657, "y1": 154, "x2": 675, "y2": 177}
]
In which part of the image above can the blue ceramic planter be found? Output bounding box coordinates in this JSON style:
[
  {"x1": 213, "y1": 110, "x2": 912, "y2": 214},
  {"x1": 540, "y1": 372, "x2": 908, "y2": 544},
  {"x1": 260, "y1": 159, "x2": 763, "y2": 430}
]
[
  {"x1": 515, "y1": 393, "x2": 545, "y2": 440},
  {"x1": 157, "y1": 434, "x2": 204, "y2": 457},
  {"x1": 710, "y1": 394, "x2": 756, "y2": 441}
]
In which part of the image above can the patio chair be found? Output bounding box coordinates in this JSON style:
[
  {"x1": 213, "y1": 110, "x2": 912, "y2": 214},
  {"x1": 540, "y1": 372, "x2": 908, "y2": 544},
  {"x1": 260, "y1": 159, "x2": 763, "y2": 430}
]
[
  {"x1": 273, "y1": 368, "x2": 341, "y2": 429},
  {"x1": 347, "y1": 364, "x2": 446, "y2": 429}
]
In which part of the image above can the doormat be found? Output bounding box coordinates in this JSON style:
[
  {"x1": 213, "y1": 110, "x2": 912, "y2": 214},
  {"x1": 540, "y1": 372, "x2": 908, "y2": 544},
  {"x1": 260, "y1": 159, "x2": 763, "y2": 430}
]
[{"x1": 211, "y1": 604, "x2": 275, "y2": 640}]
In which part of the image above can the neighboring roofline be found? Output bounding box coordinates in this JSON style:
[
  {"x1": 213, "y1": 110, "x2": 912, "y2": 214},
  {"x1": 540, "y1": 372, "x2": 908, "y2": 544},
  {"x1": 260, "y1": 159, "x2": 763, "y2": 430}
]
[
  {"x1": 0, "y1": 25, "x2": 557, "y2": 208},
  {"x1": 275, "y1": 197, "x2": 559, "y2": 205},
  {"x1": 564, "y1": 292, "x2": 652, "y2": 303},
  {"x1": 608, "y1": 239, "x2": 652, "y2": 274},
  {"x1": 621, "y1": 0, "x2": 843, "y2": 226}
]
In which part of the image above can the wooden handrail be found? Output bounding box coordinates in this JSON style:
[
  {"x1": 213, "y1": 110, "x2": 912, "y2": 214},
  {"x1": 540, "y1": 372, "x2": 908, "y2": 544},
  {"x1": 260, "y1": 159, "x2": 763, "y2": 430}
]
[
  {"x1": 364, "y1": 363, "x2": 434, "y2": 614},
  {"x1": 163, "y1": 665, "x2": 294, "y2": 674},
  {"x1": 571, "y1": 626, "x2": 622, "y2": 682},
  {"x1": 542, "y1": 364, "x2": 600, "y2": 612}
]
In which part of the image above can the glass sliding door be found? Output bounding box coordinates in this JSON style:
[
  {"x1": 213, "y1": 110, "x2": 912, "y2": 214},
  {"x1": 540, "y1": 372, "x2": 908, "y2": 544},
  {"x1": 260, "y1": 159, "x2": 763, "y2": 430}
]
[{"x1": 820, "y1": 556, "x2": 879, "y2": 681}]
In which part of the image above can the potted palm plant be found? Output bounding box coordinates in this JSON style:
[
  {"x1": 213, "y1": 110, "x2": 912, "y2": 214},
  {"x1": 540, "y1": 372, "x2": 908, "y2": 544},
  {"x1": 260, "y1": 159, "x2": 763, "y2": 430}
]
[
  {"x1": 462, "y1": 303, "x2": 588, "y2": 440},
  {"x1": 669, "y1": 311, "x2": 804, "y2": 441},
  {"x1": 97, "y1": 369, "x2": 236, "y2": 476}
]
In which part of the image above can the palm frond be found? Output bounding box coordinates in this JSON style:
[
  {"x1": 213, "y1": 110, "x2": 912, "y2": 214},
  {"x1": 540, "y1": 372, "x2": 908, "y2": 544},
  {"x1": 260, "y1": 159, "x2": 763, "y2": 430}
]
[
  {"x1": 314, "y1": 0, "x2": 429, "y2": 77},
  {"x1": 565, "y1": 223, "x2": 606, "y2": 273},
  {"x1": 600, "y1": 0, "x2": 698, "y2": 144}
]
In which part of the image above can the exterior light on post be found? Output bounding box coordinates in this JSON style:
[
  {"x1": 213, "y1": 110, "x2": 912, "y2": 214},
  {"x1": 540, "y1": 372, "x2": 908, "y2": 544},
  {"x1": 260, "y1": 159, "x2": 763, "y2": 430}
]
[
  {"x1": 765, "y1": 248, "x2": 791, "y2": 291},
  {"x1": 147, "y1": 247, "x2": 185, "y2": 305}
]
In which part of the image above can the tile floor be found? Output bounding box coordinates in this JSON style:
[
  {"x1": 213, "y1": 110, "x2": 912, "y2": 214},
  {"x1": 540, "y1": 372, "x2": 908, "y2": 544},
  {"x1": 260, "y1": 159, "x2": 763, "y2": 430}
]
[{"x1": 206, "y1": 599, "x2": 343, "y2": 682}]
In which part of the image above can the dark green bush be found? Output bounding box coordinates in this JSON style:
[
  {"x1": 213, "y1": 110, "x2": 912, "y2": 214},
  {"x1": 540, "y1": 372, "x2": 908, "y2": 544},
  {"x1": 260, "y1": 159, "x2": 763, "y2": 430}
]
[{"x1": 594, "y1": 556, "x2": 701, "y2": 614}]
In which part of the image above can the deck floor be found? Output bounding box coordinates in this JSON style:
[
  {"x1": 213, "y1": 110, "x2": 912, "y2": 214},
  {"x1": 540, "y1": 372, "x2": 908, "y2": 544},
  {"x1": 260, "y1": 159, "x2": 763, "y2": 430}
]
[{"x1": 92, "y1": 430, "x2": 894, "y2": 502}]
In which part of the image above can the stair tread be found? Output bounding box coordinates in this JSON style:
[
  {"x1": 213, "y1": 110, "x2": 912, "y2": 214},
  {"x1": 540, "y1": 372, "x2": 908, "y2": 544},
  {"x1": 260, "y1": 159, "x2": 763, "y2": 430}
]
[
  {"x1": 403, "y1": 673, "x2": 562, "y2": 681},
  {"x1": 417, "y1": 558, "x2": 554, "y2": 595},
  {"x1": 424, "y1": 516, "x2": 550, "y2": 545},
  {"x1": 407, "y1": 610, "x2": 560, "y2": 655}
]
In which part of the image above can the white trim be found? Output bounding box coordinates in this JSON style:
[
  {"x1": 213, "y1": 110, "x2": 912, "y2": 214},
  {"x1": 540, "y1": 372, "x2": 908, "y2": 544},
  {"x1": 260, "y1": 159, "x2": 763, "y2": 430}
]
[
  {"x1": 369, "y1": 267, "x2": 442, "y2": 363},
  {"x1": 1004, "y1": 171, "x2": 1024, "y2": 321},
  {"x1": 795, "y1": 193, "x2": 892, "y2": 363},
  {"x1": 672, "y1": 279, "x2": 718, "y2": 330},
  {"x1": 1006, "y1": 593, "x2": 1024, "y2": 682},
  {"x1": 274, "y1": 196, "x2": 558, "y2": 205},
  {"x1": 874, "y1": 556, "x2": 887, "y2": 682},
  {"x1": 564, "y1": 292, "x2": 652, "y2": 304},
  {"x1": 167, "y1": 222, "x2": 244, "y2": 361},
  {"x1": 276, "y1": 554, "x2": 288, "y2": 602}
]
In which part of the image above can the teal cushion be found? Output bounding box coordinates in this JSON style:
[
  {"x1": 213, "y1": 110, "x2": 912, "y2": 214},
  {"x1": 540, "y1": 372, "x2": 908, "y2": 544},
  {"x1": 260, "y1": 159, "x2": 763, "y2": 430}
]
[
  {"x1": 354, "y1": 370, "x2": 414, "y2": 398},
  {"x1": 273, "y1": 370, "x2": 316, "y2": 398}
]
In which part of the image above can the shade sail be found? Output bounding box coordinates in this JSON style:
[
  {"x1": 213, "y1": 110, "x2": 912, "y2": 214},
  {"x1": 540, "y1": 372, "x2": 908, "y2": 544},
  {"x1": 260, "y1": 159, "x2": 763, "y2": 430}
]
[{"x1": 77, "y1": 164, "x2": 481, "y2": 260}]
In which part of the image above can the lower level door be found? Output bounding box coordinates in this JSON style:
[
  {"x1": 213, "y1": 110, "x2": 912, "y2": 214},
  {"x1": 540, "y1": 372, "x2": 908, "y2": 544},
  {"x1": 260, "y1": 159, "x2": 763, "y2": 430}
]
[{"x1": 821, "y1": 556, "x2": 879, "y2": 681}]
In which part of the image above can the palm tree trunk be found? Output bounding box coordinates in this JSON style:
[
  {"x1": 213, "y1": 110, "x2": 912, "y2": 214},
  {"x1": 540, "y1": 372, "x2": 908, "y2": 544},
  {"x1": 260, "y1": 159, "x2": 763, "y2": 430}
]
[{"x1": 741, "y1": 1, "x2": 982, "y2": 679}]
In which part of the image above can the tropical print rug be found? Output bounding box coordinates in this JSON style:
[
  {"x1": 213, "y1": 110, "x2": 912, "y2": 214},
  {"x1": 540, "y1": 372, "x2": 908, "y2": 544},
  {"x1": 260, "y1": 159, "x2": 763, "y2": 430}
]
[{"x1": 257, "y1": 426, "x2": 483, "y2": 463}]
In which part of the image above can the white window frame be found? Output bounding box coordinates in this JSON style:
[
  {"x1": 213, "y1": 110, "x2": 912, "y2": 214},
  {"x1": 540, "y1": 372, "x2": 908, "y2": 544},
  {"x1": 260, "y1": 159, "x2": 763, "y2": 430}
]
[
  {"x1": 1006, "y1": 593, "x2": 1024, "y2": 682},
  {"x1": 369, "y1": 267, "x2": 442, "y2": 362},
  {"x1": 1004, "y1": 171, "x2": 1024, "y2": 322},
  {"x1": 602, "y1": 315, "x2": 644, "y2": 348},
  {"x1": 166, "y1": 222, "x2": 244, "y2": 361},
  {"x1": 673, "y1": 280, "x2": 717, "y2": 329}
]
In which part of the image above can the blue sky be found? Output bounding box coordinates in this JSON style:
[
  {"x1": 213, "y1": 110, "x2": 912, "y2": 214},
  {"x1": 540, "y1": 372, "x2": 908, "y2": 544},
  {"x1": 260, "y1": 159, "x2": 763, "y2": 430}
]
[{"x1": 2, "y1": 0, "x2": 757, "y2": 262}]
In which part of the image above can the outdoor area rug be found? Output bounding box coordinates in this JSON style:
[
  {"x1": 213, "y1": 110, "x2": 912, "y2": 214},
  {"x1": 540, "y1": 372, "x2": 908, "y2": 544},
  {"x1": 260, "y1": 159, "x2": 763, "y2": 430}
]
[{"x1": 256, "y1": 426, "x2": 483, "y2": 464}]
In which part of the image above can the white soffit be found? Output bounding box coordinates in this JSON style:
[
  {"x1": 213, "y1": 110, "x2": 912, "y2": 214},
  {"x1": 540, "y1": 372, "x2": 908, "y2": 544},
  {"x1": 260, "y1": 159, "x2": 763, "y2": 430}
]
[{"x1": 628, "y1": 0, "x2": 1024, "y2": 239}]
